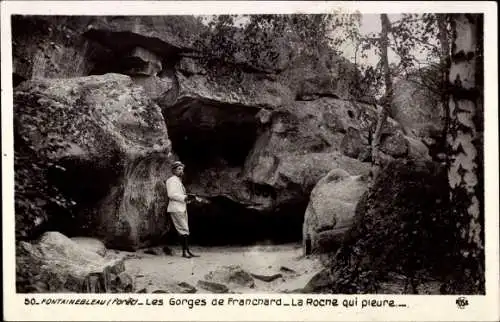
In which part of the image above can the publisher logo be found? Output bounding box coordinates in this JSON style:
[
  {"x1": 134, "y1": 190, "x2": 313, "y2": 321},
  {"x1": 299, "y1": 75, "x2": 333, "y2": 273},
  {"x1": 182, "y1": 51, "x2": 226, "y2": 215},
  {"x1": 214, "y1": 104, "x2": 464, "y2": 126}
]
[{"x1": 455, "y1": 297, "x2": 469, "y2": 309}]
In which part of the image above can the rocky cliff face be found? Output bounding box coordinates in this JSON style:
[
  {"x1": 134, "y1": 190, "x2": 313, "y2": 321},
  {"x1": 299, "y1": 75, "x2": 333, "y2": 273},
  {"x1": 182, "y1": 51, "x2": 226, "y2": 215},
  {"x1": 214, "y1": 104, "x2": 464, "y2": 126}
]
[
  {"x1": 391, "y1": 71, "x2": 445, "y2": 158},
  {"x1": 14, "y1": 74, "x2": 172, "y2": 250},
  {"x1": 13, "y1": 15, "x2": 430, "y2": 248}
]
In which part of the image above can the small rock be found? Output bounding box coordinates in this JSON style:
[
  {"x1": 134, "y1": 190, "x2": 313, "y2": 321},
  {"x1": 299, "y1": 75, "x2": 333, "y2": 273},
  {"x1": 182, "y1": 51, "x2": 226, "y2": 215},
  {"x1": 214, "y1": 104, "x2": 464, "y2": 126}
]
[
  {"x1": 250, "y1": 273, "x2": 283, "y2": 283},
  {"x1": 163, "y1": 246, "x2": 174, "y2": 256},
  {"x1": 112, "y1": 272, "x2": 133, "y2": 292},
  {"x1": 141, "y1": 246, "x2": 165, "y2": 256},
  {"x1": 204, "y1": 265, "x2": 255, "y2": 288},
  {"x1": 281, "y1": 289, "x2": 301, "y2": 294},
  {"x1": 280, "y1": 266, "x2": 296, "y2": 274},
  {"x1": 197, "y1": 280, "x2": 229, "y2": 293},
  {"x1": 177, "y1": 282, "x2": 197, "y2": 293},
  {"x1": 137, "y1": 288, "x2": 147, "y2": 293},
  {"x1": 152, "y1": 290, "x2": 168, "y2": 293}
]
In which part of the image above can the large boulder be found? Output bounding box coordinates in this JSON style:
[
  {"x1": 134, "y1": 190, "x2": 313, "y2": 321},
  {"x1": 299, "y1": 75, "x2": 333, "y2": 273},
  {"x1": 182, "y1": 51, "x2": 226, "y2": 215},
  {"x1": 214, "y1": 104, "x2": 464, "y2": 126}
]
[
  {"x1": 16, "y1": 232, "x2": 133, "y2": 293},
  {"x1": 302, "y1": 169, "x2": 370, "y2": 255},
  {"x1": 70, "y1": 237, "x2": 107, "y2": 257},
  {"x1": 240, "y1": 98, "x2": 418, "y2": 209},
  {"x1": 169, "y1": 44, "x2": 364, "y2": 114},
  {"x1": 83, "y1": 16, "x2": 205, "y2": 54},
  {"x1": 14, "y1": 74, "x2": 172, "y2": 250},
  {"x1": 391, "y1": 70, "x2": 445, "y2": 158}
]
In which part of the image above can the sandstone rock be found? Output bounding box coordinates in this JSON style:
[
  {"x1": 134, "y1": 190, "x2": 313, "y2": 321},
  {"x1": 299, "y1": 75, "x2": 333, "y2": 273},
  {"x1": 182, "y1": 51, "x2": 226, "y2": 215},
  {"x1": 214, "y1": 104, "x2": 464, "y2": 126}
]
[
  {"x1": 285, "y1": 46, "x2": 360, "y2": 101},
  {"x1": 280, "y1": 266, "x2": 297, "y2": 274},
  {"x1": 204, "y1": 265, "x2": 255, "y2": 289},
  {"x1": 174, "y1": 70, "x2": 293, "y2": 111},
  {"x1": 302, "y1": 169, "x2": 370, "y2": 254},
  {"x1": 84, "y1": 16, "x2": 205, "y2": 53},
  {"x1": 14, "y1": 74, "x2": 172, "y2": 249},
  {"x1": 197, "y1": 280, "x2": 229, "y2": 293},
  {"x1": 340, "y1": 127, "x2": 369, "y2": 160},
  {"x1": 16, "y1": 232, "x2": 132, "y2": 293},
  {"x1": 138, "y1": 245, "x2": 174, "y2": 256},
  {"x1": 177, "y1": 282, "x2": 197, "y2": 293},
  {"x1": 236, "y1": 98, "x2": 380, "y2": 212},
  {"x1": 70, "y1": 237, "x2": 107, "y2": 257},
  {"x1": 12, "y1": 16, "x2": 433, "y2": 248},
  {"x1": 140, "y1": 246, "x2": 165, "y2": 256},
  {"x1": 169, "y1": 97, "x2": 380, "y2": 233},
  {"x1": 11, "y1": 16, "x2": 114, "y2": 82},
  {"x1": 380, "y1": 131, "x2": 408, "y2": 157},
  {"x1": 250, "y1": 273, "x2": 283, "y2": 283},
  {"x1": 405, "y1": 136, "x2": 431, "y2": 160},
  {"x1": 121, "y1": 47, "x2": 162, "y2": 76},
  {"x1": 392, "y1": 75, "x2": 444, "y2": 136},
  {"x1": 391, "y1": 72, "x2": 445, "y2": 158}
]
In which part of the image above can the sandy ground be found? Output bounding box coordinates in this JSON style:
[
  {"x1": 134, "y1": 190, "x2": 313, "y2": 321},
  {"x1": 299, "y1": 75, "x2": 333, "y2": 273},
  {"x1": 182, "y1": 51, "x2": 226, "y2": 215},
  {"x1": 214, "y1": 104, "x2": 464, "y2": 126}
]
[{"x1": 123, "y1": 243, "x2": 324, "y2": 294}]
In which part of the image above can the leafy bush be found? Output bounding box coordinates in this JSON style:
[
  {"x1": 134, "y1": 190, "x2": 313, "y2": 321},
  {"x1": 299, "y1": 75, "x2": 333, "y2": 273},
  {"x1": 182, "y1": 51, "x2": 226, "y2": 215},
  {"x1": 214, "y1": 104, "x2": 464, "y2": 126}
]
[{"x1": 325, "y1": 159, "x2": 456, "y2": 293}]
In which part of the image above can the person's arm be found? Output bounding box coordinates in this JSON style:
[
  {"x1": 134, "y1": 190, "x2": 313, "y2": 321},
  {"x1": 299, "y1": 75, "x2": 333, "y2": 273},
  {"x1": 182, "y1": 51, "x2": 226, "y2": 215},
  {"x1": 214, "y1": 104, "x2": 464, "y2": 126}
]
[{"x1": 166, "y1": 178, "x2": 187, "y2": 203}]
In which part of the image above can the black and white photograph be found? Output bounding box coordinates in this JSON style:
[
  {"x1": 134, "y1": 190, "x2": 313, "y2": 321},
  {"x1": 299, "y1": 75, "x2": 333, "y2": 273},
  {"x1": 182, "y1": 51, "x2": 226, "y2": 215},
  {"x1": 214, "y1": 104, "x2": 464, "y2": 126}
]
[{"x1": 2, "y1": 1, "x2": 498, "y2": 321}]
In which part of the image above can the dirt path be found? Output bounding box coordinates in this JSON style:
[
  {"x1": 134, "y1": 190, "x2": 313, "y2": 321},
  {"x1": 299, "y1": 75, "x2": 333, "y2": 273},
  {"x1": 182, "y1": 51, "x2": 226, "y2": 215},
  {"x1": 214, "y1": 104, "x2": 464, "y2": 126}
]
[{"x1": 123, "y1": 243, "x2": 324, "y2": 294}]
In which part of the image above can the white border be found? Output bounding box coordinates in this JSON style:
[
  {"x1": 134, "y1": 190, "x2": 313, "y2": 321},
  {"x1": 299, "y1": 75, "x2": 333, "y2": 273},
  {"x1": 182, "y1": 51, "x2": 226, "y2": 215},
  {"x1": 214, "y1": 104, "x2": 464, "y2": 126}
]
[{"x1": 2, "y1": 1, "x2": 498, "y2": 321}]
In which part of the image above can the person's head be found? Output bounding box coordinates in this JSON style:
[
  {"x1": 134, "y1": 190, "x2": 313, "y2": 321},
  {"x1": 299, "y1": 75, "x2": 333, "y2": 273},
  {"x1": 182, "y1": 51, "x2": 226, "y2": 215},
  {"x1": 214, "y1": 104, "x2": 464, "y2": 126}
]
[{"x1": 171, "y1": 161, "x2": 185, "y2": 177}]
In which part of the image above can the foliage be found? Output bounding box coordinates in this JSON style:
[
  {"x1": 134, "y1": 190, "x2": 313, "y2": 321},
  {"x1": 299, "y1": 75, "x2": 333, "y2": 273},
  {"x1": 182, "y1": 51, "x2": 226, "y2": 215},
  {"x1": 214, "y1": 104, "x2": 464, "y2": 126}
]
[
  {"x1": 14, "y1": 89, "x2": 82, "y2": 240},
  {"x1": 193, "y1": 14, "x2": 360, "y2": 76},
  {"x1": 341, "y1": 13, "x2": 451, "y2": 100},
  {"x1": 326, "y1": 160, "x2": 455, "y2": 294}
]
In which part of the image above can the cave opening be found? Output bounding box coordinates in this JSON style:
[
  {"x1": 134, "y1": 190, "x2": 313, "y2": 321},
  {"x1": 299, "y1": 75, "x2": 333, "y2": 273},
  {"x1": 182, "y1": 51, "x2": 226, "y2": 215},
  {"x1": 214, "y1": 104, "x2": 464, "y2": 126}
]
[
  {"x1": 184, "y1": 196, "x2": 307, "y2": 246},
  {"x1": 43, "y1": 156, "x2": 123, "y2": 238},
  {"x1": 164, "y1": 99, "x2": 259, "y2": 171},
  {"x1": 163, "y1": 99, "x2": 307, "y2": 246}
]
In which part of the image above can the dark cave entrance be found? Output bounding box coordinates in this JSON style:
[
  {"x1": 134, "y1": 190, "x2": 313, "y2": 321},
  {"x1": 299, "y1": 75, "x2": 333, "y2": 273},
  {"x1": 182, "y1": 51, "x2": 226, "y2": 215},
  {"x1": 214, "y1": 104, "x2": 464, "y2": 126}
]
[
  {"x1": 164, "y1": 99, "x2": 259, "y2": 170},
  {"x1": 163, "y1": 99, "x2": 306, "y2": 246},
  {"x1": 185, "y1": 197, "x2": 307, "y2": 246}
]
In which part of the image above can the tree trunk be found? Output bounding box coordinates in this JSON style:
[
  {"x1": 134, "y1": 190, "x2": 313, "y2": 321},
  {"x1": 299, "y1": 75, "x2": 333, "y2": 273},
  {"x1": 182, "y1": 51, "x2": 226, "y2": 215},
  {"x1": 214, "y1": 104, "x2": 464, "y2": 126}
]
[
  {"x1": 437, "y1": 14, "x2": 451, "y2": 160},
  {"x1": 445, "y1": 13, "x2": 484, "y2": 294},
  {"x1": 371, "y1": 14, "x2": 392, "y2": 177}
]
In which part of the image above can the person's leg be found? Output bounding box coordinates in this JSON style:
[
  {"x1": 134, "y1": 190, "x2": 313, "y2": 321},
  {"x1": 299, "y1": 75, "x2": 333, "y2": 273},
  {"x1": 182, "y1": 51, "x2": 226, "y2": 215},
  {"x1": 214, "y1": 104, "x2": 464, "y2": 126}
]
[
  {"x1": 185, "y1": 235, "x2": 199, "y2": 257},
  {"x1": 180, "y1": 234, "x2": 191, "y2": 258}
]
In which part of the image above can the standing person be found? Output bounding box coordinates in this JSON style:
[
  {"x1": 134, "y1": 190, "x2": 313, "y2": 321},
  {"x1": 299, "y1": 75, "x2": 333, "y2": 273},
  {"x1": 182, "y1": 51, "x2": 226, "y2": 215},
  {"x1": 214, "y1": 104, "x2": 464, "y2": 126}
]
[{"x1": 166, "y1": 161, "x2": 199, "y2": 258}]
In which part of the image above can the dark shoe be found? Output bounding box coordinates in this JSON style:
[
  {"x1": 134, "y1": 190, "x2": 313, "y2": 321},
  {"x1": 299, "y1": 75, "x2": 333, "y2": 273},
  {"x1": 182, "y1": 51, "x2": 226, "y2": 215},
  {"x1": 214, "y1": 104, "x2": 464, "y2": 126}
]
[
  {"x1": 182, "y1": 253, "x2": 192, "y2": 259},
  {"x1": 187, "y1": 251, "x2": 199, "y2": 258}
]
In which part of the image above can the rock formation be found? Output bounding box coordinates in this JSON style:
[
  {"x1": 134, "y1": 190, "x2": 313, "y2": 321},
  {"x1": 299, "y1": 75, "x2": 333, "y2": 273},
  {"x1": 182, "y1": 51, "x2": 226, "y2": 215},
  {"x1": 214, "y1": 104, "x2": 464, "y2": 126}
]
[
  {"x1": 12, "y1": 15, "x2": 432, "y2": 249},
  {"x1": 16, "y1": 232, "x2": 133, "y2": 293},
  {"x1": 302, "y1": 169, "x2": 370, "y2": 254},
  {"x1": 14, "y1": 74, "x2": 172, "y2": 250},
  {"x1": 391, "y1": 69, "x2": 445, "y2": 158}
]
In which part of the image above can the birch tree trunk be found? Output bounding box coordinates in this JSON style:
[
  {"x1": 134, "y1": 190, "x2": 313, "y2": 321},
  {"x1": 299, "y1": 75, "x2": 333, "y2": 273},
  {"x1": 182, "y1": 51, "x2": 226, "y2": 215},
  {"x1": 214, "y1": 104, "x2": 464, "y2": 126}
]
[
  {"x1": 371, "y1": 14, "x2": 392, "y2": 178},
  {"x1": 445, "y1": 13, "x2": 484, "y2": 294},
  {"x1": 437, "y1": 14, "x2": 451, "y2": 158}
]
